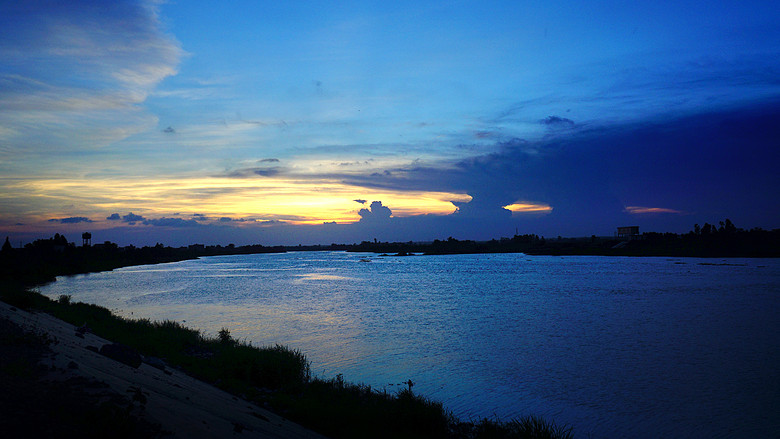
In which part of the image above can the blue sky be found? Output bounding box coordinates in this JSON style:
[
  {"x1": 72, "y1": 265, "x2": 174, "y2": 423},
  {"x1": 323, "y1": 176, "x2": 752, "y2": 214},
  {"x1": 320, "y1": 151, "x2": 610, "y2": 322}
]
[{"x1": 1, "y1": 0, "x2": 778, "y2": 246}]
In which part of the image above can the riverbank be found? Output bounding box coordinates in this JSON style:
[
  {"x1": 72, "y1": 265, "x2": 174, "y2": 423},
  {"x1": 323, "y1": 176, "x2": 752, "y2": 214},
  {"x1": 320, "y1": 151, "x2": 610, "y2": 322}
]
[
  {"x1": 0, "y1": 299, "x2": 323, "y2": 438},
  {"x1": 348, "y1": 225, "x2": 780, "y2": 258},
  {"x1": 0, "y1": 285, "x2": 574, "y2": 438}
]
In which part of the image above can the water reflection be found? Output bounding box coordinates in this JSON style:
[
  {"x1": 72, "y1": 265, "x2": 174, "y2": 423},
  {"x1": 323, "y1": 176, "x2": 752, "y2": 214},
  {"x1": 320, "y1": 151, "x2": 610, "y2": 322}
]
[{"x1": 39, "y1": 252, "x2": 780, "y2": 438}]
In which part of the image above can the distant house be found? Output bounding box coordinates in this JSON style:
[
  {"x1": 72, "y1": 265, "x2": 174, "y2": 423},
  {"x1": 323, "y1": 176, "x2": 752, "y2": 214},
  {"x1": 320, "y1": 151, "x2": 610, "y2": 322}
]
[{"x1": 617, "y1": 226, "x2": 640, "y2": 240}]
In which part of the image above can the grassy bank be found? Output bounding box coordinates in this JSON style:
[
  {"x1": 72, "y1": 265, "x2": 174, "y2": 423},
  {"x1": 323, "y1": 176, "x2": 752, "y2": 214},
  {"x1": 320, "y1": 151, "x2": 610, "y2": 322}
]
[{"x1": 0, "y1": 284, "x2": 573, "y2": 439}]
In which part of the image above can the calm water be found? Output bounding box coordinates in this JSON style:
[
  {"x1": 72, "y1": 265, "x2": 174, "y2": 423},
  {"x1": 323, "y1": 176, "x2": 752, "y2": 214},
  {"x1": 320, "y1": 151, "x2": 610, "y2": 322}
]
[{"x1": 40, "y1": 252, "x2": 779, "y2": 438}]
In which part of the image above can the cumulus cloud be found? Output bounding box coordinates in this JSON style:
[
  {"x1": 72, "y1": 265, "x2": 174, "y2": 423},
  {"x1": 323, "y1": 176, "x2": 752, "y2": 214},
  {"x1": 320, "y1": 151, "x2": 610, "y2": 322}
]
[
  {"x1": 122, "y1": 213, "x2": 146, "y2": 224},
  {"x1": 48, "y1": 216, "x2": 93, "y2": 224},
  {"x1": 358, "y1": 201, "x2": 392, "y2": 223},
  {"x1": 106, "y1": 213, "x2": 121, "y2": 221}
]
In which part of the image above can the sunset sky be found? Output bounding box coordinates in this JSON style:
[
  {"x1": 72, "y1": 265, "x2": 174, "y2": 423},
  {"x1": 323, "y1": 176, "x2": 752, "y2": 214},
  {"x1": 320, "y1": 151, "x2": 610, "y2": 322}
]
[{"x1": 1, "y1": 0, "x2": 778, "y2": 246}]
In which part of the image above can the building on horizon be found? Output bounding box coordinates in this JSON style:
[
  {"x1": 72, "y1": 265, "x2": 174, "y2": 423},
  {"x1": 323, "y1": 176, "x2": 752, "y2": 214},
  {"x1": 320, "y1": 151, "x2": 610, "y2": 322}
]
[{"x1": 616, "y1": 226, "x2": 640, "y2": 240}]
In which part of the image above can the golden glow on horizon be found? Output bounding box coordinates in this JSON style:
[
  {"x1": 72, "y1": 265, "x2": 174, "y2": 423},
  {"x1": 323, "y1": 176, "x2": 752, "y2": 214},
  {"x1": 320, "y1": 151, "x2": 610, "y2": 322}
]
[
  {"x1": 9, "y1": 176, "x2": 472, "y2": 225},
  {"x1": 502, "y1": 201, "x2": 553, "y2": 214}
]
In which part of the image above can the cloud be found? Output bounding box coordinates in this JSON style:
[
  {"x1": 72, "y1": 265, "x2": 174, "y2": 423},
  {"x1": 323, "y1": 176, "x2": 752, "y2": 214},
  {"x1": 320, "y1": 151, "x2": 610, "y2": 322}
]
[
  {"x1": 257, "y1": 220, "x2": 284, "y2": 226},
  {"x1": 219, "y1": 217, "x2": 253, "y2": 223},
  {"x1": 163, "y1": 126, "x2": 175, "y2": 134},
  {"x1": 0, "y1": 0, "x2": 183, "y2": 152},
  {"x1": 503, "y1": 202, "x2": 554, "y2": 214},
  {"x1": 625, "y1": 206, "x2": 683, "y2": 215},
  {"x1": 358, "y1": 201, "x2": 392, "y2": 223},
  {"x1": 48, "y1": 216, "x2": 93, "y2": 224},
  {"x1": 221, "y1": 166, "x2": 287, "y2": 178},
  {"x1": 338, "y1": 101, "x2": 780, "y2": 237},
  {"x1": 259, "y1": 158, "x2": 280, "y2": 163},
  {"x1": 474, "y1": 130, "x2": 496, "y2": 139},
  {"x1": 540, "y1": 116, "x2": 575, "y2": 127},
  {"x1": 123, "y1": 213, "x2": 146, "y2": 224},
  {"x1": 253, "y1": 168, "x2": 282, "y2": 177},
  {"x1": 106, "y1": 213, "x2": 121, "y2": 221},
  {"x1": 142, "y1": 217, "x2": 200, "y2": 228},
  {"x1": 353, "y1": 199, "x2": 367, "y2": 204}
]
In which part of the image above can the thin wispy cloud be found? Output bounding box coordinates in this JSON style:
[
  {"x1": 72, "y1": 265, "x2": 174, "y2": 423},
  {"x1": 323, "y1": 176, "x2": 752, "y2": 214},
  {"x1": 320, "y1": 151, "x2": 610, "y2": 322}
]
[{"x1": 0, "y1": 0, "x2": 182, "y2": 153}]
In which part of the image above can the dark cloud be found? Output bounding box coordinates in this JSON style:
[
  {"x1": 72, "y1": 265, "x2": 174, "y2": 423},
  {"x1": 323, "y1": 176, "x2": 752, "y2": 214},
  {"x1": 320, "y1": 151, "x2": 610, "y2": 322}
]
[
  {"x1": 122, "y1": 213, "x2": 146, "y2": 224},
  {"x1": 106, "y1": 213, "x2": 121, "y2": 221},
  {"x1": 540, "y1": 116, "x2": 575, "y2": 127},
  {"x1": 253, "y1": 168, "x2": 282, "y2": 177},
  {"x1": 335, "y1": 100, "x2": 780, "y2": 237},
  {"x1": 258, "y1": 220, "x2": 284, "y2": 225},
  {"x1": 221, "y1": 166, "x2": 287, "y2": 178},
  {"x1": 142, "y1": 217, "x2": 200, "y2": 228},
  {"x1": 219, "y1": 217, "x2": 252, "y2": 223},
  {"x1": 353, "y1": 199, "x2": 367, "y2": 204},
  {"x1": 192, "y1": 213, "x2": 208, "y2": 221},
  {"x1": 259, "y1": 158, "x2": 280, "y2": 163},
  {"x1": 358, "y1": 201, "x2": 392, "y2": 223},
  {"x1": 474, "y1": 130, "x2": 496, "y2": 139},
  {"x1": 163, "y1": 126, "x2": 175, "y2": 134},
  {"x1": 48, "y1": 217, "x2": 93, "y2": 224}
]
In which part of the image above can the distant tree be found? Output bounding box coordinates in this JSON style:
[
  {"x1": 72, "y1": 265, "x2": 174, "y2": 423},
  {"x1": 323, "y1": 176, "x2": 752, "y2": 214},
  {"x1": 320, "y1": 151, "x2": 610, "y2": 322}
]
[
  {"x1": 2, "y1": 236, "x2": 12, "y2": 252},
  {"x1": 724, "y1": 218, "x2": 737, "y2": 234}
]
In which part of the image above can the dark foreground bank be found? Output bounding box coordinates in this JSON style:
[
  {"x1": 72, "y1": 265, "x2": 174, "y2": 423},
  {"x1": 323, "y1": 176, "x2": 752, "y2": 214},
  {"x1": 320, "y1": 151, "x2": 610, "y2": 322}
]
[{"x1": 0, "y1": 285, "x2": 575, "y2": 439}]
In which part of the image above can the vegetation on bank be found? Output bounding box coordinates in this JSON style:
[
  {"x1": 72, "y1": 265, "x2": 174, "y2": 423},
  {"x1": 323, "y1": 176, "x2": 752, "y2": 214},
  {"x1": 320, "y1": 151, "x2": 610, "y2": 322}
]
[
  {"x1": 0, "y1": 284, "x2": 574, "y2": 439},
  {"x1": 350, "y1": 220, "x2": 780, "y2": 257},
  {"x1": 0, "y1": 234, "x2": 285, "y2": 286}
]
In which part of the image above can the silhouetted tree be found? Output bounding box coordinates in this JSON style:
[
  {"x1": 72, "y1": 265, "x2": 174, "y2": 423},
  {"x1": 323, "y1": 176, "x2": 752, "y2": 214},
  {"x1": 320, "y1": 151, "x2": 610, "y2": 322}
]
[
  {"x1": 724, "y1": 218, "x2": 737, "y2": 234},
  {"x1": 2, "y1": 236, "x2": 12, "y2": 253}
]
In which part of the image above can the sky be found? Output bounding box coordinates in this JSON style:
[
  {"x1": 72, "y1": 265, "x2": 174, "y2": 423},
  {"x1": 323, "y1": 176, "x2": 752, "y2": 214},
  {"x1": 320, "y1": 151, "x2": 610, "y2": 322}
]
[{"x1": 1, "y1": 0, "x2": 778, "y2": 247}]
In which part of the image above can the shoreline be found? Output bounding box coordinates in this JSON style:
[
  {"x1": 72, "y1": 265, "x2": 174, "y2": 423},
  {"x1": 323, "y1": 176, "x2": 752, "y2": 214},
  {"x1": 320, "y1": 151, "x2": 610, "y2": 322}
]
[
  {"x1": 0, "y1": 285, "x2": 575, "y2": 439},
  {"x1": 0, "y1": 299, "x2": 325, "y2": 438}
]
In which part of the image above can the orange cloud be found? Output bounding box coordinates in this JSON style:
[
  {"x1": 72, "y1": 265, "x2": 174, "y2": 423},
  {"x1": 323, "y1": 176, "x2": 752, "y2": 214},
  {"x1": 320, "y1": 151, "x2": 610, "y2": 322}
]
[
  {"x1": 625, "y1": 206, "x2": 682, "y2": 214},
  {"x1": 502, "y1": 201, "x2": 553, "y2": 214}
]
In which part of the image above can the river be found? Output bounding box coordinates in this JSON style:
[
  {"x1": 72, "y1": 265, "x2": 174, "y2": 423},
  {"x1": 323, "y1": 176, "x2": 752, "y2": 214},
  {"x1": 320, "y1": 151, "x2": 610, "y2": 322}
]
[{"x1": 39, "y1": 252, "x2": 780, "y2": 438}]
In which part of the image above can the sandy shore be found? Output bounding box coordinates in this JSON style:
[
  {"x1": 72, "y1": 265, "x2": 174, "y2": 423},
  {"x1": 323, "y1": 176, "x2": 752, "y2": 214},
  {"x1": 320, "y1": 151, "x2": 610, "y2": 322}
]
[{"x1": 0, "y1": 300, "x2": 327, "y2": 438}]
